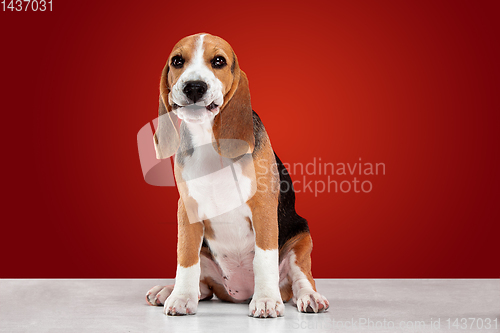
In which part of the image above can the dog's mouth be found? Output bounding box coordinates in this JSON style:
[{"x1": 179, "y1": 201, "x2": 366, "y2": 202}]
[
  {"x1": 206, "y1": 102, "x2": 218, "y2": 111},
  {"x1": 172, "y1": 101, "x2": 218, "y2": 111},
  {"x1": 173, "y1": 102, "x2": 220, "y2": 124}
]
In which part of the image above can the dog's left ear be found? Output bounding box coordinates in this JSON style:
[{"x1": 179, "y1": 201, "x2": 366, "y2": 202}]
[
  {"x1": 154, "y1": 64, "x2": 180, "y2": 159},
  {"x1": 212, "y1": 68, "x2": 255, "y2": 158}
]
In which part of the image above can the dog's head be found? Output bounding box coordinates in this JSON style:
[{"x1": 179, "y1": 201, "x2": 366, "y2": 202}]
[{"x1": 154, "y1": 33, "x2": 254, "y2": 159}]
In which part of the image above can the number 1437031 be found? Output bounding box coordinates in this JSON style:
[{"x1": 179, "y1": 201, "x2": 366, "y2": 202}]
[{"x1": 2, "y1": 0, "x2": 52, "y2": 11}]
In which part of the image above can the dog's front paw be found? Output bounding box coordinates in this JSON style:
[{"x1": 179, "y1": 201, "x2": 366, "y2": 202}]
[
  {"x1": 249, "y1": 296, "x2": 284, "y2": 318},
  {"x1": 295, "y1": 291, "x2": 329, "y2": 313},
  {"x1": 146, "y1": 285, "x2": 174, "y2": 306},
  {"x1": 163, "y1": 292, "x2": 199, "y2": 316}
]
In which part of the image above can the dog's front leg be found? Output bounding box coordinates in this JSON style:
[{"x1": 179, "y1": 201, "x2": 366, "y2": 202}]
[
  {"x1": 247, "y1": 171, "x2": 284, "y2": 318},
  {"x1": 250, "y1": 238, "x2": 284, "y2": 318},
  {"x1": 164, "y1": 198, "x2": 204, "y2": 316}
]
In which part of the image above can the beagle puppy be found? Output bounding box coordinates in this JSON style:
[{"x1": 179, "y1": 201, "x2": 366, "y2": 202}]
[{"x1": 146, "y1": 33, "x2": 329, "y2": 318}]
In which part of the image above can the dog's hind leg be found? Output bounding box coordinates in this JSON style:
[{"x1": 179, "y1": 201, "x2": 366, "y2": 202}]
[
  {"x1": 287, "y1": 233, "x2": 329, "y2": 313},
  {"x1": 146, "y1": 278, "x2": 213, "y2": 306},
  {"x1": 146, "y1": 285, "x2": 174, "y2": 306}
]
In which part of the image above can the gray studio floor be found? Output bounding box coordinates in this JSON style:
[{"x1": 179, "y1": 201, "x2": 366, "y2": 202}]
[{"x1": 0, "y1": 279, "x2": 499, "y2": 333}]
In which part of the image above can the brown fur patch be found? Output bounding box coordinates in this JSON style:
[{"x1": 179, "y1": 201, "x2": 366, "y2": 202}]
[
  {"x1": 278, "y1": 232, "x2": 315, "y2": 301},
  {"x1": 212, "y1": 70, "x2": 255, "y2": 158},
  {"x1": 246, "y1": 135, "x2": 280, "y2": 251},
  {"x1": 176, "y1": 198, "x2": 204, "y2": 268},
  {"x1": 165, "y1": 35, "x2": 199, "y2": 89},
  {"x1": 279, "y1": 233, "x2": 304, "y2": 261},
  {"x1": 175, "y1": 165, "x2": 201, "y2": 223},
  {"x1": 291, "y1": 233, "x2": 317, "y2": 291},
  {"x1": 202, "y1": 35, "x2": 237, "y2": 99},
  {"x1": 203, "y1": 219, "x2": 215, "y2": 240},
  {"x1": 280, "y1": 279, "x2": 294, "y2": 302}
]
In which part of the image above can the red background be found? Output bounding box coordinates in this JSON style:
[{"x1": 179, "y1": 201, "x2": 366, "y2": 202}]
[{"x1": 1, "y1": 0, "x2": 498, "y2": 278}]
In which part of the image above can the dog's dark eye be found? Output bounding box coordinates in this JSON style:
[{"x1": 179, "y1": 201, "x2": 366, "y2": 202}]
[
  {"x1": 171, "y1": 55, "x2": 184, "y2": 68},
  {"x1": 211, "y1": 56, "x2": 226, "y2": 69}
]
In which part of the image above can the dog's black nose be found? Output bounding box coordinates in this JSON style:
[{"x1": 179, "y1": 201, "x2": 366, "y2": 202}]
[{"x1": 183, "y1": 81, "x2": 207, "y2": 103}]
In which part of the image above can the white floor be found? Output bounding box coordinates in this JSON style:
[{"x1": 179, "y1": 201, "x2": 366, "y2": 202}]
[{"x1": 0, "y1": 279, "x2": 498, "y2": 333}]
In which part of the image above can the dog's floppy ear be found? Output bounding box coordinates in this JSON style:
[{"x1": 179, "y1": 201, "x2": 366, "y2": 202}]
[
  {"x1": 153, "y1": 64, "x2": 180, "y2": 159},
  {"x1": 212, "y1": 68, "x2": 255, "y2": 159}
]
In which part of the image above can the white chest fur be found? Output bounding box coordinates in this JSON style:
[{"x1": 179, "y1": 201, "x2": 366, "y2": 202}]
[{"x1": 179, "y1": 120, "x2": 254, "y2": 221}]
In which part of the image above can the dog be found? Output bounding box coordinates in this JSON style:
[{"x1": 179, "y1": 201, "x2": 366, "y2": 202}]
[{"x1": 146, "y1": 33, "x2": 329, "y2": 318}]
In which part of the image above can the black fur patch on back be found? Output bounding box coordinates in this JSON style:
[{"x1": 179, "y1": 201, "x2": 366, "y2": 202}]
[
  {"x1": 252, "y1": 110, "x2": 265, "y2": 153},
  {"x1": 275, "y1": 153, "x2": 310, "y2": 249}
]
